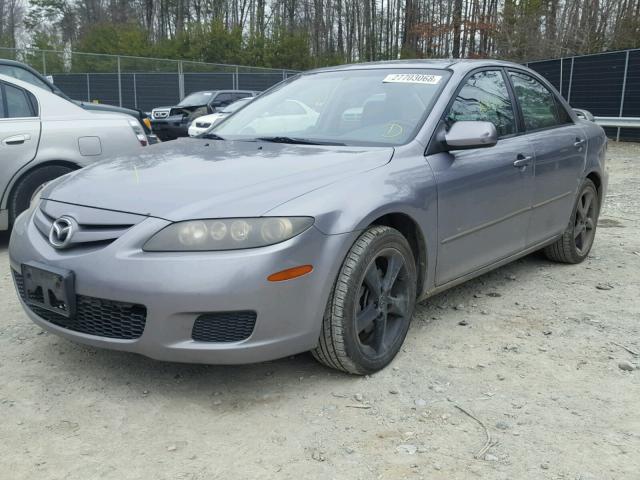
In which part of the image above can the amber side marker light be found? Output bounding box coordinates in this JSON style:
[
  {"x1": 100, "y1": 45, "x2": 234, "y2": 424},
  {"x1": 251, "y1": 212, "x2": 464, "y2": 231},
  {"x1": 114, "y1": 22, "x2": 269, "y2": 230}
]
[{"x1": 268, "y1": 265, "x2": 313, "y2": 282}]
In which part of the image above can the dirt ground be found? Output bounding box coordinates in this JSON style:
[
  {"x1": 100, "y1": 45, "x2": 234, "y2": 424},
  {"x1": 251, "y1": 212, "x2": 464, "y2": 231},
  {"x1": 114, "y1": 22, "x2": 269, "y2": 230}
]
[{"x1": 1, "y1": 142, "x2": 639, "y2": 480}]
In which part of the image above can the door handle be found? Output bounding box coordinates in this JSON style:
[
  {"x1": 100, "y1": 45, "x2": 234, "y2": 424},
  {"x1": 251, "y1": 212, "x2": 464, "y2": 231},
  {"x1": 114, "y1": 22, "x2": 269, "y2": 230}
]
[
  {"x1": 513, "y1": 154, "x2": 533, "y2": 169},
  {"x1": 574, "y1": 138, "x2": 586, "y2": 148},
  {"x1": 2, "y1": 134, "x2": 30, "y2": 146}
]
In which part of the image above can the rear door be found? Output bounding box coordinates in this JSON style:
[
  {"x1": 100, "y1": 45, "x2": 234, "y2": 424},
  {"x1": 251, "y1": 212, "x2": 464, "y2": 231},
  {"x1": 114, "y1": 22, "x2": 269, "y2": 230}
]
[
  {"x1": 428, "y1": 69, "x2": 535, "y2": 285},
  {"x1": 0, "y1": 81, "x2": 41, "y2": 198},
  {"x1": 507, "y1": 70, "x2": 587, "y2": 246}
]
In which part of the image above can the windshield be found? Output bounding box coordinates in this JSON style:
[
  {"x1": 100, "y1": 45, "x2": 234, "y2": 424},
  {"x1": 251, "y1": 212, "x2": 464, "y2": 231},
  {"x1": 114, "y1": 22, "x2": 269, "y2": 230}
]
[
  {"x1": 214, "y1": 69, "x2": 450, "y2": 146},
  {"x1": 221, "y1": 98, "x2": 252, "y2": 114},
  {"x1": 178, "y1": 91, "x2": 216, "y2": 107}
]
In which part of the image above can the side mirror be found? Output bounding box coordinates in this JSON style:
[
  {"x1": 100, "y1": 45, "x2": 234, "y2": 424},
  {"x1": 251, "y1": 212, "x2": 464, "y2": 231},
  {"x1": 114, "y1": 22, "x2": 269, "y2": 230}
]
[
  {"x1": 444, "y1": 121, "x2": 498, "y2": 150},
  {"x1": 573, "y1": 108, "x2": 594, "y2": 121}
]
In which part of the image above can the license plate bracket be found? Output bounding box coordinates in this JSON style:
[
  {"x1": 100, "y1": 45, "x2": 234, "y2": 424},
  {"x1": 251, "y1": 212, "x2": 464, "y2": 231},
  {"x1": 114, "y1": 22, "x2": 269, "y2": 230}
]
[{"x1": 21, "y1": 262, "x2": 75, "y2": 318}]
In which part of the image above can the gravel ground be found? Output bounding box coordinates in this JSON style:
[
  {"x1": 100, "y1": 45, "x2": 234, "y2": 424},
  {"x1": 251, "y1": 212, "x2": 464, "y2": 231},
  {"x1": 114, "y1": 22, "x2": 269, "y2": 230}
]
[{"x1": 1, "y1": 142, "x2": 639, "y2": 480}]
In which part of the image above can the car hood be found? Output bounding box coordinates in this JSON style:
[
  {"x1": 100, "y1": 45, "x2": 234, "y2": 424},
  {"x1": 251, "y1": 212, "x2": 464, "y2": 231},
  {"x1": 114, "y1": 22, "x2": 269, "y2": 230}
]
[
  {"x1": 196, "y1": 113, "x2": 226, "y2": 123},
  {"x1": 44, "y1": 138, "x2": 393, "y2": 221}
]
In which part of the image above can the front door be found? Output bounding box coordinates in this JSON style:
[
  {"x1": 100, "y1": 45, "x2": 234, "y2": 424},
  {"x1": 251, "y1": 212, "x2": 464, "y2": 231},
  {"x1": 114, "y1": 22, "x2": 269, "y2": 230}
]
[{"x1": 427, "y1": 69, "x2": 535, "y2": 285}]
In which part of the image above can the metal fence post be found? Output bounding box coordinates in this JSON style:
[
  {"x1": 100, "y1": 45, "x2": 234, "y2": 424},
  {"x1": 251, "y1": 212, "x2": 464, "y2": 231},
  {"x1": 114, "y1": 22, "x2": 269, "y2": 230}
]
[
  {"x1": 86, "y1": 73, "x2": 91, "y2": 102},
  {"x1": 133, "y1": 73, "x2": 138, "y2": 109},
  {"x1": 559, "y1": 58, "x2": 563, "y2": 96},
  {"x1": 42, "y1": 51, "x2": 47, "y2": 76},
  {"x1": 117, "y1": 56, "x2": 123, "y2": 107},
  {"x1": 282, "y1": 69, "x2": 286, "y2": 81},
  {"x1": 235, "y1": 66, "x2": 239, "y2": 90},
  {"x1": 617, "y1": 50, "x2": 630, "y2": 142},
  {"x1": 178, "y1": 61, "x2": 185, "y2": 100},
  {"x1": 567, "y1": 57, "x2": 575, "y2": 103}
]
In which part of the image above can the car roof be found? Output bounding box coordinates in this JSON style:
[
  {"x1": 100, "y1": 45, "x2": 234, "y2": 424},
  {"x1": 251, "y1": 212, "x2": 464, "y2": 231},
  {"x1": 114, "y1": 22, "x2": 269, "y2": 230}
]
[{"x1": 307, "y1": 58, "x2": 525, "y2": 74}]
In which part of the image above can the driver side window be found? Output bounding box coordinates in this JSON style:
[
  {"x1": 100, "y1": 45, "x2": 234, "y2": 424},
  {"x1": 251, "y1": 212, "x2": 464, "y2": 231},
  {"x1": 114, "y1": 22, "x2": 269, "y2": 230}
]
[{"x1": 448, "y1": 70, "x2": 516, "y2": 137}]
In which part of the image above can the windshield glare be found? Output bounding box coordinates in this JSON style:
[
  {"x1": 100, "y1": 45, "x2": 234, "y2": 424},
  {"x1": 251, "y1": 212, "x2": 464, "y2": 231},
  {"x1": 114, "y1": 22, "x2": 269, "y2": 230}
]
[
  {"x1": 214, "y1": 69, "x2": 449, "y2": 146},
  {"x1": 178, "y1": 92, "x2": 215, "y2": 107}
]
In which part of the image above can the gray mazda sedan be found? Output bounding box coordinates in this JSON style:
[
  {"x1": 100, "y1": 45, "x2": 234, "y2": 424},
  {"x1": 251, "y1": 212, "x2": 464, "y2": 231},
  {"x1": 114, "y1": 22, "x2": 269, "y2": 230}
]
[{"x1": 9, "y1": 60, "x2": 607, "y2": 374}]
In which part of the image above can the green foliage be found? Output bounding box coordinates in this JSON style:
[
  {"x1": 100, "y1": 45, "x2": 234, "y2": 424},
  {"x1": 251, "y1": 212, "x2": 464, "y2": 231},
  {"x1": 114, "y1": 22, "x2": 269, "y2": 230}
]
[
  {"x1": 23, "y1": 32, "x2": 66, "y2": 74},
  {"x1": 75, "y1": 24, "x2": 150, "y2": 57},
  {"x1": 259, "y1": 29, "x2": 314, "y2": 70},
  {"x1": 13, "y1": 0, "x2": 640, "y2": 70}
]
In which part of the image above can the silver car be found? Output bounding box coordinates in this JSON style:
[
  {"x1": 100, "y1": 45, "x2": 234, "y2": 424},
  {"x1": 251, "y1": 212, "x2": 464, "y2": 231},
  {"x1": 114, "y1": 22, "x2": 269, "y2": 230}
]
[
  {"x1": 0, "y1": 74, "x2": 146, "y2": 231},
  {"x1": 9, "y1": 60, "x2": 607, "y2": 374}
]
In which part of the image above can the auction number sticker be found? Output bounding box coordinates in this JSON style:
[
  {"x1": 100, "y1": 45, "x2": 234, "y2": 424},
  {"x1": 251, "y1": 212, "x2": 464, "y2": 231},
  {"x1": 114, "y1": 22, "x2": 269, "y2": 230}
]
[{"x1": 383, "y1": 73, "x2": 442, "y2": 85}]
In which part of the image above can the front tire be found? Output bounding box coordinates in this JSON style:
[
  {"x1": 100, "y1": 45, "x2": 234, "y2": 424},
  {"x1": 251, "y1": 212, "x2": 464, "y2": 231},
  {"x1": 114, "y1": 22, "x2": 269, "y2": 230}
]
[
  {"x1": 312, "y1": 226, "x2": 417, "y2": 374},
  {"x1": 544, "y1": 179, "x2": 599, "y2": 264}
]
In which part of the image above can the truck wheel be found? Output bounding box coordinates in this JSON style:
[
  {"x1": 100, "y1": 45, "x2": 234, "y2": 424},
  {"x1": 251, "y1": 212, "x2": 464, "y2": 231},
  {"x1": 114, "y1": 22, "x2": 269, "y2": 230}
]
[
  {"x1": 312, "y1": 226, "x2": 417, "y2": 374},
  {"x1": 9, "y1": 165, "x2": 74, "y2": 224}
]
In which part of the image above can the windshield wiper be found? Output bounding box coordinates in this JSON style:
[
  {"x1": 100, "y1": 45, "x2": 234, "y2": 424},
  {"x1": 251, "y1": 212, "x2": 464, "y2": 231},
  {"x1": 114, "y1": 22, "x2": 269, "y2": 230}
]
[
  {"x1": 201, "y1": 133, "x2": 226, "y2": 140},
  {"x1": 256, "y1": 136, "x2": 345, "y2": 146}
]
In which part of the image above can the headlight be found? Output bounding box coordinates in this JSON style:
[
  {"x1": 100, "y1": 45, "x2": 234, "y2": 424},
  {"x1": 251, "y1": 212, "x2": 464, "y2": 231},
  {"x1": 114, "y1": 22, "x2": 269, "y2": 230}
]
[{"x1": 143, "y1": 217, "x2": 314, "y2": 251}]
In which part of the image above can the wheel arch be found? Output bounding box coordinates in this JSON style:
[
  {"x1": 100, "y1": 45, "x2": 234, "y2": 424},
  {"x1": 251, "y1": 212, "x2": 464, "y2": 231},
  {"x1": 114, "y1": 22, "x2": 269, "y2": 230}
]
[
  {"x1": 2, "y1": 159, "x2": 81, "y2": 212},
  {"x1": 585, "y1": 170, "x2": 602, "y2": 205},
  {"x1": 368, "y1": 212, "x2": 428, "y2": 298}
]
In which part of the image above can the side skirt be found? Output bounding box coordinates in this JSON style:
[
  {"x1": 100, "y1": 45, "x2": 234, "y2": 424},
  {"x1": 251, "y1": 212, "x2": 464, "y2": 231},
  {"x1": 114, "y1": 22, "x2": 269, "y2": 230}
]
[{"x1": 418, "y1": 234, "x2": 562, "y2": 302}]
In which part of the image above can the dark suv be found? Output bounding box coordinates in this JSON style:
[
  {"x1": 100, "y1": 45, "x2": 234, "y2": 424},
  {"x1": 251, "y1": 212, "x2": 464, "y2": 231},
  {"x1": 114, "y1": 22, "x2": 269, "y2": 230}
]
[
  {"x1": 151, "y1": 90, "x2": 257, "y2": 140},
  {"x1": 0, "y1": 59, "x2": 157, "y2": 144}
]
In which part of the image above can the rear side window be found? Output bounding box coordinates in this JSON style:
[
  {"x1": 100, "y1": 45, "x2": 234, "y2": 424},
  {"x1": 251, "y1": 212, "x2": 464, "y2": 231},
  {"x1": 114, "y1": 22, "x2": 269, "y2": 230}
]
[
  {"x1": 2, "y1": 83, "x2": 37, "y2": 118},
  {"x1": 509, "y1": 71, "x2": 566, "y2": 131},
  {"x1": 214, "y1": 93, "x2": 234, "y2": 106},
  {"x1": 447, "y1": 70, "x2": 516, "y2": 137}
]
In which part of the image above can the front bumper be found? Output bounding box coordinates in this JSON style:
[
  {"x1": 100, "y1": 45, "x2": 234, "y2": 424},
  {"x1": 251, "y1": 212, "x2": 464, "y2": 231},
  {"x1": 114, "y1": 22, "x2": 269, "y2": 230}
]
[{"x1": 9, "y1": 209, "x2": 355, "y2": 364}]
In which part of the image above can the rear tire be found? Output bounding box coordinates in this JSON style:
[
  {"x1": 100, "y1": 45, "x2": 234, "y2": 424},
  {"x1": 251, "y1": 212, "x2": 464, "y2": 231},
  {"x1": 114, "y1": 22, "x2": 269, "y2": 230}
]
[
  {"x1": 544, "y1": 179, "x2": 599, "y2": 264},
  {"x1": 9, "y1": 165, "x2": 74, "y2": 225},
  {"x1": 312, "y1": 226, "x2": 417, "y2": 375}
]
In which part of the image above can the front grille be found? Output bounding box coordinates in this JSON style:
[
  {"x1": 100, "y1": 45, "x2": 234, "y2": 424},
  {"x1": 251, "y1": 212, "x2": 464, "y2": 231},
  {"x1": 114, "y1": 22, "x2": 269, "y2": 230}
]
[
  {"x1": 34, "y1": 205, "x2": 136, "y2": 249},
  {"x1": 153, "y1": 110, "x2": 169, "y2": 119},
  {"x1": 195, "y1": 122, "x2": 211, "y2": 128},
  {"x1": 192, "y1": 311, "x2": 256, "y2": 343},
  {"x1": 13, "y1": 271, "x2": 146, "y2": 340}
]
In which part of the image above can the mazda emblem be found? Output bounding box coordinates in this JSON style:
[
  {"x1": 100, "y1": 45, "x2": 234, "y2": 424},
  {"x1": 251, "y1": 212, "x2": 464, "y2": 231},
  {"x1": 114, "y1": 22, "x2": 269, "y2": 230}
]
[{"x1": 49, "y1": 216, "x2": 76, "y2": 249}]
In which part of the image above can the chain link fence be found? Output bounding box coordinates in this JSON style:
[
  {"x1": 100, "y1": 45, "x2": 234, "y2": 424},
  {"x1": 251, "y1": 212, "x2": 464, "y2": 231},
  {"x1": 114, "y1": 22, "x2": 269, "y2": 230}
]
[
  {"x1": 1, "y1": 46, "x2": 638, "y2": 140},
  {"x1": 526, "y1": 48, "x2": 640, "y2": 141},
  {"x1": 0, "y1": 47, "x2": 298, "y2": 112}
]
